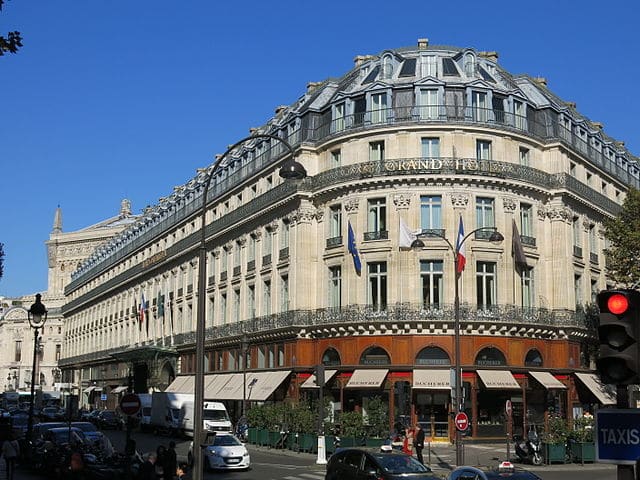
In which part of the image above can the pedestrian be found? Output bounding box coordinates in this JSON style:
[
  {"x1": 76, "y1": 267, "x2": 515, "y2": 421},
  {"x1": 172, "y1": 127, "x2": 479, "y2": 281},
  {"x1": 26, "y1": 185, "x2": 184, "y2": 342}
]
[
  {"x1": 163, "y1": 441, "x2": 178, "y2": 480},
  {"x1": 402, "y1": 427, "x2": 414, "y2": 455},
  {"x1": 2, "y1": 432, "x2": 20, "y2": 480},
  {"x1": 138, "y1": 452, "x2": 158, "y2": 480},
  {"x1": 155, "y1": 445, "x2": 167, "y2": 479},
  {"x1": 413, "y1": 423, "x2": 425, "y2": 464}
]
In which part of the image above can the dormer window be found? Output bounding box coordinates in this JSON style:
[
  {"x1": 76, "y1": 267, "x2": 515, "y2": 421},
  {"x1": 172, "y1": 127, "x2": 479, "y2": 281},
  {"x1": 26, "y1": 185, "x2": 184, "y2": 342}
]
[
  {"x1": 464, "y1": 52, "x2": 476, "y2": 76},
  {"x1": 420, "y1": 55, "x2": 438, "y2": 77},
  {"x1": 371, "y1": 92, "x2": 388, "y2": 124},
  {"x1": 382, "y1": 55, "x2": 394, "y2": 79}
]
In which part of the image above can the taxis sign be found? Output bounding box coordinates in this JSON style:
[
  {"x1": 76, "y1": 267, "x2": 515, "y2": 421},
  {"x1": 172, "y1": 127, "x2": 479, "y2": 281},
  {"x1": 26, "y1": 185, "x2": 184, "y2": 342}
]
[{"x1": 596, "y1": 409, "x2": 640, "y2": 464}]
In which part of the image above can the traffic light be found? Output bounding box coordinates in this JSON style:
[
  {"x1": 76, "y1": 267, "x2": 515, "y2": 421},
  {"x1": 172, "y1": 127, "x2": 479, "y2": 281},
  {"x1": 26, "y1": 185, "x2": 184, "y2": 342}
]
[
  {"x1": 315, "y1": 364, "x2": 325, "y2": 388},
  {"x1": 596, "y1": 289, "x2": 640, "y2": 385}
]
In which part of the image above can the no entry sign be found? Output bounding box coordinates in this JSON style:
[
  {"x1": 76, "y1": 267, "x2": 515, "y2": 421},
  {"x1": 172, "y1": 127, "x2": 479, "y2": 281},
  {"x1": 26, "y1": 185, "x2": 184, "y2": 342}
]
[
  {"x1": 455, "y1": 412, "x2": 469, "y2": 431},
  {"x1": 120, "y1": 393, "x2": 141, "y2": 416}
]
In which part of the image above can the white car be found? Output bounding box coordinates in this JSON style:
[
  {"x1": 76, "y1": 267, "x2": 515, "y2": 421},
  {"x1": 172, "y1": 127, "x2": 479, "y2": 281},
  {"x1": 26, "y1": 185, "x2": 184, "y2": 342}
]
[{"x1": 189, "y1": 433, "x2": 250, "y2": 471}]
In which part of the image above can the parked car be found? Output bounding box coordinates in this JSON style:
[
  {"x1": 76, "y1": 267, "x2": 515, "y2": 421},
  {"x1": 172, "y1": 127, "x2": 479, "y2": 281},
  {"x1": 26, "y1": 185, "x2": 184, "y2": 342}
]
[
  {"x1": 188, "y1": 433, "x2": 250, "y2": 471},
  {"x1": 32, "y1": 422, "x2": 67, "y2": 442},
  {"x1": 96, "y1": 410, "x2": 123, "y2": 430},
  {"x1": 448, "y1": 462, "x2": 543, "y2": 480},
  {"x1": 325, "y1": 447, "x2": 440, "y2": 480},
  {"x1": 10, "y1": 411, "x2": 29, "y2": 438}
]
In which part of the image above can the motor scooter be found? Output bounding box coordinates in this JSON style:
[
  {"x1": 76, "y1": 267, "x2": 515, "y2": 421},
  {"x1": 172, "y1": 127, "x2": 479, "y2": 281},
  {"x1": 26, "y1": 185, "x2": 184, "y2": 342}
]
[{"x1": 514, "y1": 426, "x2": 543, "y2": 465}]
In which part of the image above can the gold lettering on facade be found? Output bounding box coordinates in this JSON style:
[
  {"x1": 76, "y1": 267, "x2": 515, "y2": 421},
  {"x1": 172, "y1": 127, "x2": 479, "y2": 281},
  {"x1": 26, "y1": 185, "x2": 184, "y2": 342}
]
[{"x1": 142, "y1": 250, "x2": 167, "y2": 269}]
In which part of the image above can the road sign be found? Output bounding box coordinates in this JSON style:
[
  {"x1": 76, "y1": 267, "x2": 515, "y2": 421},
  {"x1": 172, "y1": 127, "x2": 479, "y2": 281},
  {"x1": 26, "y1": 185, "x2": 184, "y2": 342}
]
[
  {"x1": 454, "y1": 412, "x2": 469, "y2": 432},
  {"x1": 100, "y1": 393, "x2": 107, "y2": 401},
  {"x1": 120, "y1": 393, "x2": 141, "y2": 416},
  {"x1": 505, "y1": 399, "x2": 512, "y2": 417},
  {"x1": 596, "y1": 409, "x2": 640, "y2": 464}
]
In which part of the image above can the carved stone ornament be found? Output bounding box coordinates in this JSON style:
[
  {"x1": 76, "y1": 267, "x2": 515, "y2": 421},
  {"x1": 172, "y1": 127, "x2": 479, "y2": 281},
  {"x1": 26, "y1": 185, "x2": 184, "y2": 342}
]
[
  {"x1": 237, "y1": 235, "x2": 247, "y2": 247},
  {"x1": 450, "y1": 193, "x2": 469, "y2": 208},
  {"x1": 266, "y1": 220, "x2": 279, "y2": 232},
  {"x1": 251, "y1": 230, "x2": 263, "y2": 240},
  {"x1": 293, "y1": 206, "x2": 316, "y2": 224},
  {"x1": 536, "y1": 203, "x2": 547, "y2": 220},
  {"x1": 344, "y1": 198, "x2": 360, "y2": 213},
  {"x1": 582, "y1": 218, "x2": 593, "y2": 232},
  {"x1": 502, "y1": 197, "x2": 517, "y2": 213},
  {"x1": 393, "y1": 193, "x2": 412, "y2": 210},
  {"x1": 547, "y1": 206, "x2": 571, "y2": 222},
  {"x1": 212, "y1": 248, "x2": 221, "y2": 259},
  {"x1": 314, "y1": 207, "x2": 325, "y2": 222}
]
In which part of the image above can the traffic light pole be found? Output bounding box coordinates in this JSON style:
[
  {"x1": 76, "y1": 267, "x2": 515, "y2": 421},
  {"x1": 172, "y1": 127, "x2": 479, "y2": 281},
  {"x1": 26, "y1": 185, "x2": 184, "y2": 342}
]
[{"x1": 617, "y1": 385, "x2": 634, "y2": 480}]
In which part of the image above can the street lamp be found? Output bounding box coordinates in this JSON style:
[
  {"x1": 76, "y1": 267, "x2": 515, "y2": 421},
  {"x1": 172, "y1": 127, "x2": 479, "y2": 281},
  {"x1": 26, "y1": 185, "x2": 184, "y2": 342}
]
[
  {"x1": 413, "y1": 224, "x2": 503, "y2": 466},
  {"x1": 26, "y1": 293, "x2": 47, "y2": 450},
  {"x1": 193, "y1": 134, "x2": 305, "y2": 480}
]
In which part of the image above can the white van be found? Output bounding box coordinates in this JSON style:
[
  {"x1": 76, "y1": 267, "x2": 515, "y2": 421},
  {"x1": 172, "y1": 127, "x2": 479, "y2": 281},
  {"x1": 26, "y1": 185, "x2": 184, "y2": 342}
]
[{"x1": 203, "y1": 401, "x2": 232, "y2": 433}]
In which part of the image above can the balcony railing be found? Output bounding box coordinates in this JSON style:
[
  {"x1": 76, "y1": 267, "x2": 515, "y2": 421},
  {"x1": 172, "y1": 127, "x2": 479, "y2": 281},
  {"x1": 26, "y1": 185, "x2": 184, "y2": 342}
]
[
  {"x1": 590, "y1": 252, "x2": 599, "y2": 265},
  {"x1": 521, "y1": 235, "x2": 536, "y2": 247},
  {"x1": 326, "y1": 236, "x2": 343, "y2": 248},
  {"x1": 262, "y1": 254, "x2": 272, "y2": 267},
  {"x1": 279, "y1": 247, "x2": 289, "y2": 261},
  {"x1": 364, "y1": 230, "x2": 389, "y2": 241},
  {"x1": 247, "y1": 260, "x2": 255, "y2": 272},
  {"x1": 573, "y1": 246, "x2": 583, "y2": 258}
]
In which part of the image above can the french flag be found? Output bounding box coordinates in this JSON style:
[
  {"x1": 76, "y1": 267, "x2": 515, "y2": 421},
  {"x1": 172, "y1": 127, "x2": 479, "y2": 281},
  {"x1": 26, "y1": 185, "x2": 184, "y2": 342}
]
[{"x1": 456, "y1": 216, "x2": 466, "y2": 274}]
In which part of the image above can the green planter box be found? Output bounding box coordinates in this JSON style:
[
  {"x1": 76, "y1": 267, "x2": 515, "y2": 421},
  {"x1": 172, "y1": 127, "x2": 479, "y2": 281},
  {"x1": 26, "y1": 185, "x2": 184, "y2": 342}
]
[
  {"x1": 543, "y1": 442, "x2": 567, "y2": 464},
  {"x1": 325, "y1": 435, "x2": 337, "y2": 454},
  {"x1": 248, "y1": 427, "x2": 258, "y2": 444},
  {"x1": 570, "y1": 441, "x2": 595, "y2": 463},
  {"x1": 365, "y1": 438, "x2": 386, "y2": 448},
  {"x1": 341, "y1": 436, "x2": 357, "y2": 447},
  {"x1": 300, "y1": 433, "x2": 317, "y2": 453},
  {"x1": 257, "y1": 428, "x2": 270, "y2": 446},
  {"x1": 268, "y1": 430, "x2": 281, "y2": 448}
]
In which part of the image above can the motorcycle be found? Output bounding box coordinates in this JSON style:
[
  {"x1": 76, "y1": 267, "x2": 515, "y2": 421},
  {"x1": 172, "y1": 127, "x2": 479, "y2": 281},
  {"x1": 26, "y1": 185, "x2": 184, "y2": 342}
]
[{"x1": 514, "y1": 426, "x2": 543, "y2": 465}]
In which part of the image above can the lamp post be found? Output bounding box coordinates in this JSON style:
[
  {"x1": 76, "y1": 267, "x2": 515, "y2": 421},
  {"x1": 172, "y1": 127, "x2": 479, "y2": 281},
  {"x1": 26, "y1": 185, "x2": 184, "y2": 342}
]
[
  {"x1": 193, "y1": 134, "x2": 305, "y2": 480},
  {"x1": 26, "y1": 293, "x2": 47, "y2": 451},
  {"x1": 413, "y1": 224, "x2": 503, "y2": 466}
]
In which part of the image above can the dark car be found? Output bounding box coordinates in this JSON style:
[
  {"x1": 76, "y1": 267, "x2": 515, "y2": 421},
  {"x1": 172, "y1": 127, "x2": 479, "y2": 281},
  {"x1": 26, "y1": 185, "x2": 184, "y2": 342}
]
[
  {"x1": 96, "y1": 410, "x2": 123, "y2": 430},
  {"x1": 325, "y1": 448, "x2": 440, "y2": 480},
  {"x1": 448, "y1": 463, "x2": 542, "y2": 480}
]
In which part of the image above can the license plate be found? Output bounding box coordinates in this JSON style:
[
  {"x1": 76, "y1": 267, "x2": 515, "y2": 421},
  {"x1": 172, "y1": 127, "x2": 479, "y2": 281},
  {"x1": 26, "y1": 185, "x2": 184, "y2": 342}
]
[{"x1": 226, "y1": 458, "x2": 240, "y2": 464}]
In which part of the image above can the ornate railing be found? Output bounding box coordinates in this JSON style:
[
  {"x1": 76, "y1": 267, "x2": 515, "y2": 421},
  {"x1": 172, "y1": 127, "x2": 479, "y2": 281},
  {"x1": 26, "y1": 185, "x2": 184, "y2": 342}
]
[{"x1": 326, "y1": 236, "x2": 343, "y2": 248}]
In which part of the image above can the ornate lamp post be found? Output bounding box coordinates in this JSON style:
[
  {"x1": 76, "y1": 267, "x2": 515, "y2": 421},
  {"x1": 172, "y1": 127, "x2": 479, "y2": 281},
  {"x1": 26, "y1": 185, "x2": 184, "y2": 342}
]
[
  {"x1": 192, "y1": 135, "x2": 305, "y2": 480},
  {"x1": 26, "y1": 293, "x2": 47, "y2": 450},
  {"x1": 413, "y1": 224, "x2": 503, "y2": 466}
]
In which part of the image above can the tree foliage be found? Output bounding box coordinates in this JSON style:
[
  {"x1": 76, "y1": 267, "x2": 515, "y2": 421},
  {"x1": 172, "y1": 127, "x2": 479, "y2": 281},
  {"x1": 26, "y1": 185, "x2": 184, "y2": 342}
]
[
  {"x1": 0, "y1": 0, "x2": 22, "y2": 56},
  {"x1": 602, "y1": 187, "x2": 640, "y2": 287}
]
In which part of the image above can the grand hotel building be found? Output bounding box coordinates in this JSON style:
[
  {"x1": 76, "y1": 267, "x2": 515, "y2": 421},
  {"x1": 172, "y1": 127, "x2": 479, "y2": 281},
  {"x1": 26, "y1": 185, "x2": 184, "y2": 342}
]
[{"x1": 60, "y1": 39, "x2": 639, "y2": 440}]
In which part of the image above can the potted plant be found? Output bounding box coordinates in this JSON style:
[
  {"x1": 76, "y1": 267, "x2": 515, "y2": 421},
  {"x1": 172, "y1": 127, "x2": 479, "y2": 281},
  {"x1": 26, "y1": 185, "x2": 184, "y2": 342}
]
[
  {"x1": 339, "y1": 410, "x2": 365, "y2": 447},
  {"x1": 291, "y1": 401, "x2": 317, "y2": 453},
  {"x1": 364, "y1": 396, "x2": 388, "y2": 447},
  {"x1": 569, "y1": 414, "x2": 595, "y2": 463},
  {"x1": 246, "y1": 404, "x2": 269, "y2": 445},
  {"x1": 541, "y1": 415, "x2": 569, "y2": 464}
]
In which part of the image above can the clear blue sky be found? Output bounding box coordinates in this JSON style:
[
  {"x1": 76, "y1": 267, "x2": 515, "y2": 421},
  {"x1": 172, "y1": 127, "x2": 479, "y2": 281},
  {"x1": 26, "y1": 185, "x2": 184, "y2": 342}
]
[{"x1": 1, "y1": 0, "x2": 638, "y2": 297}]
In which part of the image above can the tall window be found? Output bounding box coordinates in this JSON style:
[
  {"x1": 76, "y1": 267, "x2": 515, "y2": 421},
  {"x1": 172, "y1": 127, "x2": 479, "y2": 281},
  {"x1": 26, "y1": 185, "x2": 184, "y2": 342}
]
[
  {"x1": 471, "y1": 91, "x2": 487, "y2": 121},
  {"x1": 420, "y1": 195, "x2": 442, "y2": 230},
  {"x1": 280, "y1": 221, "x2": 290, "y2": 250},
  {"x1": 369, "y1": 141, "x2": 385, "y2": 161},
  {"x1": 328, "y1": 266, "x2": 342, "y2": 308},
  {"x1": 367, "y1": 198, "x2": 387, "y2": 233},
  {"x1": 574, "y1": 274, "x2": 582, "y2": 306},
  {"x1": 476, "y1": 139, "x2": 491, "y2": 160},
  {"x1": 263, "y1": 230, "x2": 273, "y2": 260},
  {"x1": 331, "y1": 149, "x2": 341, "y2": 168},
  {"x1": 520, "y1": 204, "x2": 533, "y2": 237},
  {"x1": 514, "y1": 100, "x2": 527, "y2": 130},
  {"x1": 420, "y1": 260, "x2": 443, "y2": 308},
  {"x1": 221, "y1": 293, "x2": 227, "y2": 324},
  {"x1": 329, "y1": 205, "x2": 342, "y2": 239},
  {"x1": 476, "y1": 197, "x2": 495, "y2": 229},
  {"x1": 248, "y1": 285, "x2": 256, "y2": 318},
  {"x1": 464, "y1": 53, "x2": 476, "y2": 76},
  {"x1": 248, "y1": 235, "x2": 256, "y2": 263},
  {"x1": 519, "y1": 147, "x2": 530, "y2": 167},
  {"x1": 521, "y1": 267, "x2": 534, "y2": 308},
  {"x1": 420, "y1": 56, "x2": 437, "y2": 77},
  {"x1": 589, "y1": 224, "x2": 597, "y2": 254},
  {"x1": 55, "y1": 344, "x2": 61, "y2": 362},
  {"x1": 333, "y1": 103, "x2": 345, "y2": 132},
  {"x1": 476, "y1": 262, "x2": 497, "y2": 309},
  {"x1": 421, "y1": 137, "x2": 440, "y2": 158},
  {"x1": 280, "y1": 275, "x2": 289, "y2": 311},
  {"x1": 572, "y1": 217, "x2": 581, "y2": 247},
  {"x1": 233, "y1": 289, "x2": 241, "y2": 322},
  {"x1": 367, "y1": 262, "x2": 387, "y2": 311},
  {"x1": 263, "y1": 280, "x2": 271, "y2": 315},
  {"x1": 371, "y1": 92, "x2": 388, "y2": 123},
  {"x1": 418, "y1": 88, "x2": 438, "y2": 119},
  {"x1": 14, "y1": 340, "x2": 21, "y2": 362}
]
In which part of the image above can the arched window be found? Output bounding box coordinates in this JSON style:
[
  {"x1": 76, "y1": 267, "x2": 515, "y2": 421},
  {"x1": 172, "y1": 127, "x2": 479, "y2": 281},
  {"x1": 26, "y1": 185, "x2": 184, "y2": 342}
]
[
  {"x1": 475, "y1": 347, "x2": 507, "y2": 366},
  {"x1": 416, "y1": 346, "x2": 450, "y2": 366},
  {"x1": 359, "y1": 346, "x2": 390, "y2": 366},
  {"x1": 322, "y1": 348, "x2": 341, "y2": 366},
  {"x1": 464, "y1": 52, "x2": 476, "y2": 76},
  {"x1": 524, "y1": 349, "x2": 543, "y2": 367}
]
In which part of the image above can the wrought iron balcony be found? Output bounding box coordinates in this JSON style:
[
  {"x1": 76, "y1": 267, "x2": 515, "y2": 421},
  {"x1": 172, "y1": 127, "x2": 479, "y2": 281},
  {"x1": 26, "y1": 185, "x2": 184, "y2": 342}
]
[
  {"x1": 247, "y1": 260, "x2": 255, "y2": 272},
  {"x1": 364, "y1": 230, "x2": 389, "y2": 241},
  {"x1": 279, "y1": 247, "x2": 289, "y2": 260},
  {"x1": 590, "y1": 252, "x2": 599, "y2": 265},
  {"x1": 520, "y1": 235, "x2": 536, "y2": 247},
  {"x1": 233, "y1": 266, "x2": 241, "y2": 277},
  {"x1": 573, "y1": 246, "x2": 583, "y2": 258},
  {"x1": 326, "y1": 236, "x2": 343, "y2": 248},
  {"x1": 262, "y1": 254, "x2": 272, "y2": 266}
]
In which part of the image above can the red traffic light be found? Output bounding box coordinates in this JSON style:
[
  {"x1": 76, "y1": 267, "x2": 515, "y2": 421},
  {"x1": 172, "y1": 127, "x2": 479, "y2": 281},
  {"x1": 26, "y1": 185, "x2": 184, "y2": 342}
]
[{"x1": 608, "y1": 294, "x2": 630, "y2": 315}]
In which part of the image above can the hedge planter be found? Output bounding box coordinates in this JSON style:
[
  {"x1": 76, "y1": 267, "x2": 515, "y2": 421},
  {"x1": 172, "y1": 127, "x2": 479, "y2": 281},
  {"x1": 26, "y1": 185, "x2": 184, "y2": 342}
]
[
  {"x1": 257, "y1": 428, "x2": 270, "y2": 446},
  {"x1": 268, "y1": 430, "x2": 281, "y2": 448},
  {"x1": 248, "y1": 427, "x2": 258, "y2": 444},
  {"x1": 300, "y1": 433, "x2": 317, "y2": 453},
  {"x1": 570, "y1": 441, "x2": 595, "y2": 463},
  {"x1": 365, "y1": 438, "x2": 386, "y2": 448},
  {"x1": 543, "y1": 442, "x2": 567, "y2": 464},
  {"x1": 340, "y1": 436, "x2": 357, "y2": 448}
]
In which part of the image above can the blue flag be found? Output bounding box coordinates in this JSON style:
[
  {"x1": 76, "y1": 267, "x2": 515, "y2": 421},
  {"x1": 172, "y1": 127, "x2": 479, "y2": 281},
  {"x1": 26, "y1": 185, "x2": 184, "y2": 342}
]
[{"x1": 347, "y1": 221, "x2": 362, "y2": 275}]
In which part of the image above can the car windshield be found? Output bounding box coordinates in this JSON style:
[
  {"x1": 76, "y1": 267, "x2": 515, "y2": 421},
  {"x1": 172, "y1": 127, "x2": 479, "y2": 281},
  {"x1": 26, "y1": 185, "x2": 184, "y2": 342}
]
[
  {"x1": 376, "y1": 453, "x2": 431, "y2": 474},
  {"x1": 203, "y1": 409, "x2": 229, "y2": 421},
  {"x1": 213, "y1": 435, "x2": 242, "y2": 447}
]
